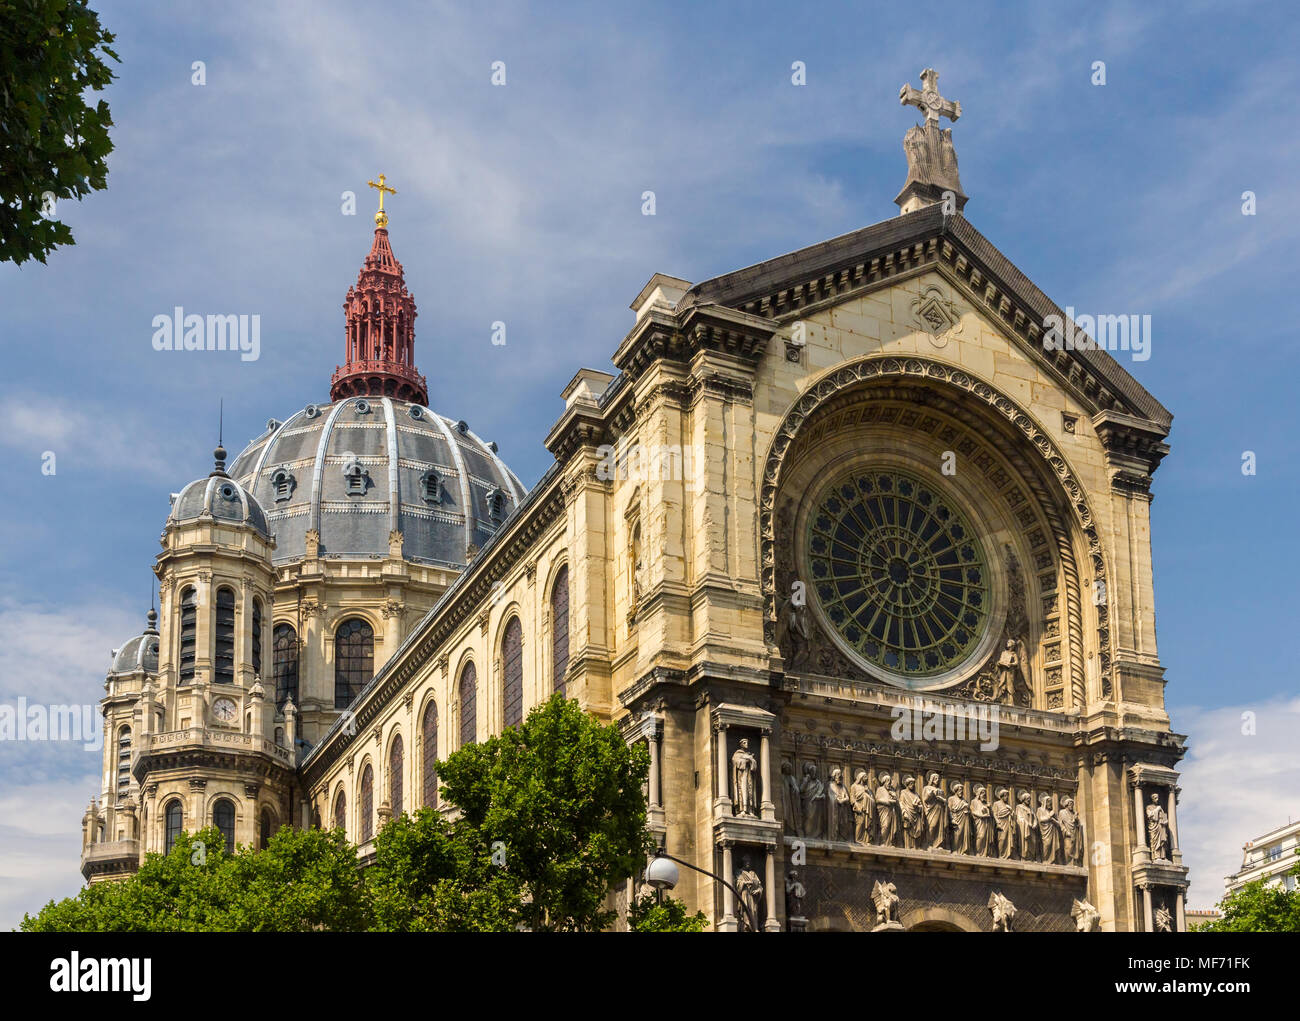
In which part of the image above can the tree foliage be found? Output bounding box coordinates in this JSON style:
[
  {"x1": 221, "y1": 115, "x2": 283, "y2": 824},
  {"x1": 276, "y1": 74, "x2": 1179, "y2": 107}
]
[
  {"x1": 1, "y1": 0, "x2": 119, "y2": 264},
  {"x1": 1196, "y1": 851, "x2": 1300, "y2": 932},
  {"x1": 628, "y1": 893, "x2": 708, "y2": 932}
]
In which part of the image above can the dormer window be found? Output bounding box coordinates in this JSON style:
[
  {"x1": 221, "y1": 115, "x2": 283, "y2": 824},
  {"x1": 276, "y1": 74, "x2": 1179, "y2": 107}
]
[
  {"x1": 270, "y1": 468, "x2": 296, "y2": 502},
  {"x1": 485, "y1": 487, "x2": 506, "y2": 524},
  {"x1": 343, "y1": 460, "x2": 369, "y2": 496},
  {"x1": 420, "y1": 470, "x2": 442, "y2": 504}
]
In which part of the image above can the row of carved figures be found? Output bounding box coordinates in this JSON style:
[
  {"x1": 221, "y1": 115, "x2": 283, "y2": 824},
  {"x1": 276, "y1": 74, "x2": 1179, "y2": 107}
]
[{"x1": 776, "y1": 761, "x2": 1086, "y2": 866}]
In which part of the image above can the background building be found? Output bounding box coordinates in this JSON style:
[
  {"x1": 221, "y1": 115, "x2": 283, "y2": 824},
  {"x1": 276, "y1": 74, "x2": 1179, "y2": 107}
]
[{"x1": 1225, "y1": 819, "x2": 1300, "y2": 896}]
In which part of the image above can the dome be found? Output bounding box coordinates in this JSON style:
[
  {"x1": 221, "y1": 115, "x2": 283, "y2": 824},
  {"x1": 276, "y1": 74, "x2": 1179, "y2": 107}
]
[
  {"x1": 109, "y1": 609, "x2": 160, "y2": 677},
  {"x1": 168, "y1": 445, "x2": 271, "y2": 539},
  {"x1": 227, "y1": 396, "x2": 525, "y2": 568}
]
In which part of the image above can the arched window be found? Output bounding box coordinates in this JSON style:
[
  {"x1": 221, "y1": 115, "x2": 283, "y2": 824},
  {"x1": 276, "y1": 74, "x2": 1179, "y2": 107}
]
[
  {"x1": 213, "y1": 799, "x2": 235, "y2": 851},
  {"x1": 502, "y1": 617, "x2": 523, "y2": 728},
  {"x1": 359, "y1": 764, "x2": 374, "y2": 842},
  {"x1": 333, "y1": 789, "x2": 346, "y2": 832},
  {"x1": 389, "y1": 735, "x2": 404, "y2": 818},
  {"x1": 251, "y1": 599, "x2": 263, "y2": 675},
  {"x1": 214, "y1": 587, "x2": 236, "y2": 684},
  {"x1": 259, "y1": 808, "x2": 273, "y2": 849},
  {"x1": 459, "y1": 662, "x2": 477, "y2": 748},
  {"x1": 421, "y1": 701, "x2": 439, "y2": 808},
  {"x1": 551, "y1": 566, "x2": 570, "y2": 697},
  {"x1": 116, "y1": 725, "x2": 132, "y2": 794},
  {"x1": 164, "y1": 799, "x2": 183, "y2": 853},
  {"x1": 178, "y1": 588, "x2": 197, "y2": 683},
  {"x1": 273, "y1": 623, "x2": 299, "y2": 709},
  {"x1": 334, "y1": 618, "x2": 374, "y2": 708}
]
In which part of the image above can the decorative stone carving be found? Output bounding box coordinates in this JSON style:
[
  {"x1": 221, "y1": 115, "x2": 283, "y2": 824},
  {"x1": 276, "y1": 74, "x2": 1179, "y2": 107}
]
[
  {"x1": 785, "y1": 868, "x2": 806, "y2": 920},
  {"x1": 992, "y1": 787, "x2": 1015, "y2": 859},
  {"x1": 731, "y1": 738, "x2": 758, "y2": 818},
  {"x1": 1147, "y1": 792, "x2": 1171, "y2": 861},
  {"x1": 1058, "y1": 796, "x2": 1083, "y2": 866},
  {"x1": 910, "y1": 285, "x2": 964, "y2": 348},
  {"x1": 735, "y1": 856, "x2": 764, "y2": 933},
  {"x1": 850, "y1": 769, "x2": 875, "y2": 845},
  {"x1": 898, "y1": 774, "x2": 923, "y2": 849},
  {"x1": 988, "y1": 891, "x2": 1016, "y2": 932},
  {"x1": 1014, "y1": 791, "x2": 1037, "y2": 861},
  {"x1": 775, "y1": 581, "x2": 811, "y2": 670},
  {"x1": 1072, "y1": 898, "x2": 1100, "y2": 932},
  {"x1": 948, "y1": 782, "x2": 971, "y2": 855},
  {"x1": 781, "y1": 760, "x2": 803, "y2": 835},
  {"x1": 799, "y1": 763, "x2": 826, "y2": 838},
  {"x1": 871, "y1": 880, "x2": 900, "y2": 926},
  {"x1": 1037, "y1": 794, "x2": 1061, "y2": 864},
  {"x1": 971, "y1": 785, "x2": 993, "y2": 856},
  {"x1": 875, "y1": 773, "x2": 899, "y2": 847},
  {"x1": 1154, "y1": 903, "x2": 1172, "y2": 933},
  {"x1": 896, "y1": 69, "x2": 966, "y2": 213},
  {"x1": 827, "y1": 767, "x2": 853, "y2": 842},
  {"x1": 923, "y1": 772, "x2": 947, "y2": 851}
]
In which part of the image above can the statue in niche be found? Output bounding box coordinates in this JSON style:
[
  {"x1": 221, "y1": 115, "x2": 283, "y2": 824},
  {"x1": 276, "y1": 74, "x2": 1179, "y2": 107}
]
[
  {"x1": 850, "y1": 769, "x2": 875, "y2": 845},
  {"x1": 1058, "y1": 796, "x2": 1083, "y2": 866},
  {"x1": 776, "y1": 581, "x2": 811, "y2": 670},
  {"x1": 923, "y1": 772, "x2": 948, "y2": 851},
  {"x1": 1071, "y1": 898, "x2": 1100, "y2": 932},
  {"x1": 827, "y1": 768, "x2": 853, "y2": 842},
  {"x1": 785, "y1": 868, "x2": 805, "y2": 919},
  {"x1": 970, "y1": 785, "x2": 993, "y2": 856},
  {"x1": 875, "y1": 773, "x2": 899, "y2": 847},
  {"x1": 799, "y1": 763, "x2": 826, "y2": 839},
  {"x1": 988, "y1": 891, "x2": 1017, "y2": 932},
  {"x1": 781, "y1": 760, "x2": 803, "y2": 836},
  {"x1": 735, "y1": 856, "x2": 764, "y2": 932},
  {"x1": 948, "y1": 782, "x2": 971, "y2": 854},
  {"x1": 731, "y1": 738, "x2": 758, "y2": 818},
  {"x1": 995, "y1": 637, "x2": 1031, "y2": 706},
  {"x1": 993, "y1": 787, "x2": 1014, "y2": 859},
  {"x1": 871, "y1": 880, "x2": 900, "y2": 926},
  {"x1": 1037, "y1": 794, "x2": 1061, "y2": 864},
  {"x1": 898, "y1": 774, "x2": 924, "y2": 849},
  {"x1": 1147, "y1": 792, "x2": 1171, "y2": 861},
  {"x1": 1154, "y1": 902, "x2": 1173, "y2": 933},
  {"x1": 1014, "y1": 791, "x2": 1037, "y2": 861}
]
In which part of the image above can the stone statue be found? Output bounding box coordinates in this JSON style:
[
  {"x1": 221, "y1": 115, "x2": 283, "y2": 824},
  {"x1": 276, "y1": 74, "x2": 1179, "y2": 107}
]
[
  {"x1": 1146, "y1": 792, "x2": 1170, "y2": 861},
  {"x1": 995, "y1": 638, "x2": 1031, "y2": 706},
  {"x1": 988, "y1": 891, "x2": 1016, "y2": 932},
  {"x1": 735, "y1": 856, "x2": 764, "y2": 932},
  {"x1": 850, "y1": 769, "x2": 875, "y2": 845},
  {"x1": 971, "y1": 785, "x2": 993, "y2": 856},
  {"x1": 1057, "y1": 796, "x2": 1083, "y2": 866},
  {"x1": 1037, "y1": 794, "x2": 1061, "y2": 864},
  {"x1": 731, "y1": 738, "x2": 758, "y2": 818},
  {"x1": 898, "y1": 774, "x2": 924, "y2": 849},
  {"x1": 1071, "y1": 898, "x2": 1100, "y2": 932},
  {"x1": 875, "y1": 773, "x2": 899, "y2": 847},
  {"x1": 827, "y1": 767, "x2": 853, "y2": 842},
  {"x1": 799, "y1": 762, "x2": 826, "y2": 839},
  {"x1": 776, "y1": 582, "x2": 811, "y2": 670},
  {"x1": 896, "y1": 69, "x2": 965, "y2": 211},
  {"x1": 871, "y1": 880, "x2": 900, "y2": 926},
  {"x1": 1154, "y1": 903, "x2": 1172, "y2": 933},
  {"x1": 923, "y1": 772, "x2": 947, "y2": 851},
  {"x1": 785, "y1": 868, "x2": 805, "y2": 919},
  {"x1": 1014, "y1": 791, "x2": 1036, "y2": 861},
  {"x1": 781, "y1": 760, "x2": 803, "y2": 836},
  {"x1": 993, "y1": 787, "x2": 1014, "y2": 859},
  {"x1": 948, "y1": 782, "x2": 971, "y2": 855}
]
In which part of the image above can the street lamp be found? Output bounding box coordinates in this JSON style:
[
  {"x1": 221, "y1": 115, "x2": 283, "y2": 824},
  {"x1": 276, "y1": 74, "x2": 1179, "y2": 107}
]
[{"x1": 648, "y1": 848, "x2": 760, "y2": 932}]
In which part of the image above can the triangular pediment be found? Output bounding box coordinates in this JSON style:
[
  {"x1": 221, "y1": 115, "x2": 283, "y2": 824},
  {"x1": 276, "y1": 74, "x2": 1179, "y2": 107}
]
[{"x1": 676, "y1": 206, "x2": 1171, "y2": 430}]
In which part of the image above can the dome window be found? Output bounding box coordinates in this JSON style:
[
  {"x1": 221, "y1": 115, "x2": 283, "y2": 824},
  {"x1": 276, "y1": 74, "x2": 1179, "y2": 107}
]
[
  {"x1": 270, "y1": 468, "x2": 296, "y2": 503},
  {"x1": 304, "y1": 404, "x2": 320, "y2": 419},
  {"x1": 342, "y1": 459, "x2": 370, "y2": 496},
  {"x1": 419, "y1": 470, "x2": 443, "y2": 504},
  {"x1": 354, "y1": 399, "x2": 372, "y2": 415},
  {"x1": 485, "y1": 487, "x2": 507, "y2": 524},
  {"x1": 408, "y1": 405, "x2": 425, "y2": 421},
  {"x1": 218, "y1": 482, "x2": 238, "y2": 502}
]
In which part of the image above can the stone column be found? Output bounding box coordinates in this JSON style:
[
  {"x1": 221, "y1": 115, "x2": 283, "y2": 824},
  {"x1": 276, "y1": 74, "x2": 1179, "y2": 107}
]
[
  {"x1": 1133, "y1": 783, "x2": 1147, "y2": 851},
  {"x1": 1142, "y1": 885, "x2": 1154, "y2": 933},
  {"x1": 1176, "y1": 889, "x2": 1187, "y2": 932},
  {"x1": 759, "y1": 728, "x2": 775, "y2": 822},
  {"x1": 719, "y1": 843, "x2": 737, "y2": 931},
  {"x1": 763, "y1": 847, "x2": 781, "y2": 932},
  {"x1": 647, "y1": 731, "x2": 661, "y2": 808},
  {"x1": 1167, "y1": 786, "x2": 1181, "y2": 860},
  {"x1": 715, "y1": 723, "x2": 730, "y2": 817}
]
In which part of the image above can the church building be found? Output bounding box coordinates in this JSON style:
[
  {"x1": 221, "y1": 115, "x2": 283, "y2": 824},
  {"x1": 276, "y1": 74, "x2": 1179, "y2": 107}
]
[{"x1": 80, "y1": 70, "x2": 1188, "y2": 932}]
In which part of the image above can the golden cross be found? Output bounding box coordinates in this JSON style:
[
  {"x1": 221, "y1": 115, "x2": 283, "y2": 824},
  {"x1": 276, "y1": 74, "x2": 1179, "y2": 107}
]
[{"x1": 367, "y1": 173, "x2": 397, "y2": 226}]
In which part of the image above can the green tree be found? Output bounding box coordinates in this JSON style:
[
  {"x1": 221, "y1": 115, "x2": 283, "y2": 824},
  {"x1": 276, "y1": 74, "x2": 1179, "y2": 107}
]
[
  {"x1": 22, "y1": 826, "x2": 372, "y2": 932},
  {"x1": 430, "y1": 692, "x2": 652, "y2": 931},
  {"x1": 628, "y1": 893, "x2": 708, "y2": 933},
  {"x1": 1, "y1": 0, "x2": 119, "y2": 265},
  {"x1": 1196, "y1": 851, "x2": 1300, "y2": 932}
]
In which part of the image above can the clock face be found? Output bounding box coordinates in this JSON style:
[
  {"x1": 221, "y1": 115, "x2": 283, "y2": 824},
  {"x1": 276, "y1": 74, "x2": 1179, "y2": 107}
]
[{"x1": 212, "y1": 697, "x2": 237, "y2": 723}]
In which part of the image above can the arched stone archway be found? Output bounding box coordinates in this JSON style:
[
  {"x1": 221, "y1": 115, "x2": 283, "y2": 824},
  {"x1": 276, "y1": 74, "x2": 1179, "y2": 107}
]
[{"x1": 902, "y1": 907, "x2": 983, "y2": 932}]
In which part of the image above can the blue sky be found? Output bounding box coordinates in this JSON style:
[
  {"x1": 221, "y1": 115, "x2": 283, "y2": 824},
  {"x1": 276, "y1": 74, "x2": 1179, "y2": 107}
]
[{"x1": 1, "y1": 0, "x2": 1297, "y2": 926}]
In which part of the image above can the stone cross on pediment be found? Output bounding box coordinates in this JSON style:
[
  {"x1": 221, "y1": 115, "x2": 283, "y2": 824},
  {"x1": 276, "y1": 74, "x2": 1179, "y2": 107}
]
[{"x1": 900, "y1": 68, "x2": 961, "y2": 127}]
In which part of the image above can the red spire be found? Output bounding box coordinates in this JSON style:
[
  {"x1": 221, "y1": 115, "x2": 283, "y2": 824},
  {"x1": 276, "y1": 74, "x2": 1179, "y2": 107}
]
[{"x1": 331, "y1": 226, "x2": 428, "y2": 405}]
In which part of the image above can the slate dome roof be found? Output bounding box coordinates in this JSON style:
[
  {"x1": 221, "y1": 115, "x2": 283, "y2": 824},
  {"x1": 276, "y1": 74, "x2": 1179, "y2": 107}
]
[
  {"x1": 109, "y1": 609, "x2": 160, "y2": 677},
  {"x1": 168, "y1": 446, "x2": 271, "y2": 538},
  {"x1": 227, "y1": 396, "x2": 525, "y2": 568}
]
